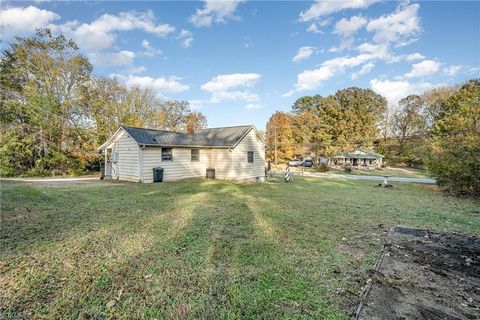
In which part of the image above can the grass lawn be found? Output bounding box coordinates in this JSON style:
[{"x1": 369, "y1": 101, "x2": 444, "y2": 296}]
[{"x1": 1, "y1": 177, "x2": 479, "y2": 319}]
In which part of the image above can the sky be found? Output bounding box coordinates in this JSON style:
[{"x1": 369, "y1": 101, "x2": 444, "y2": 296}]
[{"x1": 1, "y1": 0, "x2": 479, "y2": 129}]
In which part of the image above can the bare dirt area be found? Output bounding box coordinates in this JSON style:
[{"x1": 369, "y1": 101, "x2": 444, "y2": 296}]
[{"x1": 355, "y1": 226, "x2": 480, "y2": 320}]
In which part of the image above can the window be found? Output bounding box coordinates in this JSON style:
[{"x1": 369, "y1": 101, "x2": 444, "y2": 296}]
[
  {"x1": 191, "y1": 149, "x2": 200, "y2": 162},
  {"x1": 162, "y1": 148, "x2": 173, "y2": 161},
  {"x1": 247, "y1": 151, "x2": 254, "y2": 163}
]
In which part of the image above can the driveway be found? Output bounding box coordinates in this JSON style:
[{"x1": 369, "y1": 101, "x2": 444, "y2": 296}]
[{"x1": 279, "y1": 170, "x2": 437, "y2": 184}]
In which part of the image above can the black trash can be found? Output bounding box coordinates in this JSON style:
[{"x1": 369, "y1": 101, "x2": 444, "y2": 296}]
[
  {"x1": 206, "y1": 167, "x2": 215, "y2": 179},
  {"x1": 153, "y1": 167, "x2": 164, "y2": 182}
]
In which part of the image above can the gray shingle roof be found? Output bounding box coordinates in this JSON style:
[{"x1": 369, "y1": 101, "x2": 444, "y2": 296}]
[
  {"x1": 122, "y1": 125, "x2": 255, "y2": 148},
  {"x1": 334, "y1": 148, "x2": 384, "y2": 159}
]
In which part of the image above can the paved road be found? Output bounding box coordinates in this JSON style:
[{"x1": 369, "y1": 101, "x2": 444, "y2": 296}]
[{"x1": 276, "y1": 170, "x2": 437, "y2": 184}]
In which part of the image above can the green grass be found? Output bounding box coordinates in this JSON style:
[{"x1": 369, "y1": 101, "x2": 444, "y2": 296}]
[{"x1": 1, "y1": 177, "x2": 478, "y2": 319}]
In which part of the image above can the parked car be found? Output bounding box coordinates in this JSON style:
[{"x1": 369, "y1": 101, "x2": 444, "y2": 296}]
[
  {"x1": 288, "y1": 159, "x2": 303, "y2": 167},
  {"x1": 303, "y1": 159, "x2": 314, "y2": 167}
]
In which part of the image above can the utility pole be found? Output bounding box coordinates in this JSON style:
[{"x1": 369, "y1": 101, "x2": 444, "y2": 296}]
[{"x1": 274, "y1": 124, "x2": 278, "y2": 169}]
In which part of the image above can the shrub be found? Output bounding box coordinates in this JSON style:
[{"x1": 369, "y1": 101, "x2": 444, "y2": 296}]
[
  {"x1": 317, "y1": 163, "x2": 330, "y2": 172},
  {"x1": 344, "y1": 166, "x2": 352, "y2": 173},
  {"x1": 427, "y1": 145, "x2": 480, "y2": 197}
]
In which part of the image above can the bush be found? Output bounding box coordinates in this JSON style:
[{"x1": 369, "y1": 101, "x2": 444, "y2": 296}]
[
  {"x1": 427, "y1": 145, "x2": 480, "y2": 197},
  {"x1": 344, "y1": 166, "x2": 352, "y2": 173},
  {"x1": 317, "y1": 163, "x2": 330, "y2": 172}
]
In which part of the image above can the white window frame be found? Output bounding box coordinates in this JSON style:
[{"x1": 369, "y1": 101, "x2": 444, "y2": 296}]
[{"x1": 191, "y1": 149, "x2": 200, "y2": 162}]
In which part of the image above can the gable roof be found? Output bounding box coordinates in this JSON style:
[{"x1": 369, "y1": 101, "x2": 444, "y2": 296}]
[
  {"x1": 334, "y1": 148, "x2": 384, "y2": 159},
  {"x1": 98, "y1": 125, "x2": 263, "y2": 150}
]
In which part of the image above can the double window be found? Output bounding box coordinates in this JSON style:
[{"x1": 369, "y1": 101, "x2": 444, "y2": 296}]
[
  {"x1": 247, "y1": 151, "x2": 254, "y2": 163},
  {"x1": 191, "y1": 149, "x2": 200, "y2": 162},
  {"x1": 162, "y1": 148, "x2": 173, "y2": 161}
]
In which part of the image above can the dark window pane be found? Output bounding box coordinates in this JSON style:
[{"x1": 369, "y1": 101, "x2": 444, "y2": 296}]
[
  {"x1": 162, "y1": 148, "x2": 173, "y2": 161},
  {"x1": 247, "y1": 151, "x2": 254, "y2": 163},
  {"x1": 191, "y1": 149, "x2": 200, "y2": 162}
]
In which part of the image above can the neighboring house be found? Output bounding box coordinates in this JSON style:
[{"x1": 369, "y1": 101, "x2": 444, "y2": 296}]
[
  {"x1": 328, "y1": 148, "x2": 384, "y2": 168},
  {"x1": 98, "y1": 125, "x2": 266, "y2": 183}
]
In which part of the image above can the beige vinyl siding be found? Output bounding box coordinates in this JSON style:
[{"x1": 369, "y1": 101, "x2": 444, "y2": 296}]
[
  {"x1": 112, "y1": 131, "x2": 139, "y2": 182},
  {"x1": 232, "y1": 129, "x2": 265, "y2": 180},
  {"x1": 142, "y1": 147, "x2": 210, "y2": 182},
  {"x1": 210, "y1": 148, "x2": 234, "y2": 179}
]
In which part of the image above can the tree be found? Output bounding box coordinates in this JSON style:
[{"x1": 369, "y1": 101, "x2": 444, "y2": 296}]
[
  {"x1": 0, "y1": 29, "x2": 93, "y2": 176},
  {"x1": 390, "y1": 94, "x2": 426, "y2": 154},
  {"x1": 265, "y1": 112, "x2": 294, "y2": 165},
  {"x1": 159, "y1": 100, "x2": 191, "y2": 131},
  {"x1": 288, "y1": 87, "x2": 388, "y2": 160},
  {"x1": 427, "y1": 79, "x2": 480, "y2": 197},
  {"x1": 185, "y1": 112, "x2": 207, "y2": 132}
]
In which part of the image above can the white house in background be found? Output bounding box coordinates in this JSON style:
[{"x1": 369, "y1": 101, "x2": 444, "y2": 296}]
[
  {"x1": 328, "y1": 148, "x2": 384, "y2": 168},
  {"x1": 98, "y1": 125, "x2": 266, "y2": 183}
]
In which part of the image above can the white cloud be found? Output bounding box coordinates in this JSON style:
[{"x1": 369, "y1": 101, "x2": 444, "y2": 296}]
[
  {"x1": 178, "y1": 30, "x2": 193, "y2": 48},
  {"x1": 306, "y1": 19, "x2": 331, "y2": 34},
  {"x1": 123, "y1": 75, "x2": 189, "y2": 94},
  {"x1": 201, "y1": 73, "x2": 261, "y2": 102},
  {"x1": 93, "y1": 51, "x2": 136, "y2": 66},
  {"x1": 189, "y1": 0, "x2": 244, "y2": 27},
  {"x1": 293, "y1": 46, "x2": 316, "y2": 63},
  {"x1": 443, "y1": 65, "x2": 462, "y2": 76},
  {"x1": 352, "y1": 62, "x2": 374, "y2": 79},
  {"x1": 0, "y1": 5, "x2": 60, "y2": 38},
  {"x1": 285, "y1": 43, "x2": 394, "y2": 96},
  {"x1": 55, "y1": 10, "x2": 175, "y2": 52},
  {"x1": 245, "y1": 103, "x2": 261, "y2": 109},
  {"x1": 405, "y1": 52, "x2": 425, "y2": 61},
  {"x1": 366, "y1": 3, "x2": 421, "y2": 45},
  {"x1": 334, "y1": 15, "x2": 367, "y2": 37},
  {"x1": 299, "y1": 0, "x2": 380, "y2": 22},
  {"x1": 370, "y1": 78, "x2": 435, "y2": 105},
  {"x1": 141, "y1": 39, "x2": 162, "y2": 57},
  {"x1": 405, "y1": 60, "x2": 440, "y2": 78},
  {"x1": 188, "y1": 99, "x2": 205, "y2": 110}
]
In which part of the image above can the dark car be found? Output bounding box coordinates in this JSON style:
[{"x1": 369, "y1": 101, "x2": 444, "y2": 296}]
[{"x1": 303, "y1": 159, "x2": 314, "y2": 167}]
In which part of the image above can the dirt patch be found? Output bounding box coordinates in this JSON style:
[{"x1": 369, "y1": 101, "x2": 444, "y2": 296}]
[{"x1": 354, "y1": 226, "x2": 480, "y2": 319}]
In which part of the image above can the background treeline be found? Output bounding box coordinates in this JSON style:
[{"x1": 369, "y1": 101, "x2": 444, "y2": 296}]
[
  {"x1": 266, "y1": 81, "x2": 480, "y2": 197},
  {"x1": 0, "y1": 29, "x2": 207, "y2": 177}
]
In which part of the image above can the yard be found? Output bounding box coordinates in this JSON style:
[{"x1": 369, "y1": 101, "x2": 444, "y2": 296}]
[
  {"x1": 1, "y1": 177, "x2": 479, "y2": 319},
  {"x1": 319, "y1": 166, "x2": 430, "y2": 178}
]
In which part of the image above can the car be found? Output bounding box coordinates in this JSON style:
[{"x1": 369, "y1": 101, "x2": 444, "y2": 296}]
[
  {"x1": 288, "y1": 159, "x2": 302, "y2": 167},
  {"x1": 303, "y1": 159, "x2": 314, "y2": 167}
]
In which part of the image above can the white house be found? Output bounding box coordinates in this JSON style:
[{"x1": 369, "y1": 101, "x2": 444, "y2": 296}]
[
  {"x1": 98, "y1": 125, "x2": 266, "y2": 183},
  {"x1": 329, "y1": 148, "x2": 384, "y2": 168}
]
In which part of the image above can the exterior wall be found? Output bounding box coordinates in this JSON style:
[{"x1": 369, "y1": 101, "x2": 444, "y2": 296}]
[
  {"x1": 111, "y1": 131, "x2": 140, "y2": 182},
  {"x1": 232, "y1": 129, "x2": 266, "y2": 181},
  {"x1": 209, "y1": 148, "x2": 235, "y2": 179},
  {"x1": 141, "y1": 147, "x2": 210, "y2": 182}
]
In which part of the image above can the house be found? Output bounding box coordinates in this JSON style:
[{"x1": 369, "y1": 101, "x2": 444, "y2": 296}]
[
  {"x1": 329, "y1": 148, "x2": 384, "y2": 168},
  {"x1": 98, "y1": 125, "x2": 266, "y2": 183}
]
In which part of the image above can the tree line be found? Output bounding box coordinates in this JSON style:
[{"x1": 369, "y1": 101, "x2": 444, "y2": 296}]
[
  {"x1": 0, "y1": 29, "x2": 207, "y2": 177},
  {"x1": 266, "y1": 81, "x2": 480, "y2": 197}
]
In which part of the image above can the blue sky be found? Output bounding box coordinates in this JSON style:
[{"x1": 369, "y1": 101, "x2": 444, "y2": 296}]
[{"x1": 1, "y1": 1, "x2": 479, "y2": 129}]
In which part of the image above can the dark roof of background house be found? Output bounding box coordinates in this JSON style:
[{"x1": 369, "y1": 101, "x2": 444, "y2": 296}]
[
  {"x1": 335, "y1": 148, "x2": 384, "y2": 159},
  {"x1": 121, "y1": 125, "x2": 255, "y2": 147}
]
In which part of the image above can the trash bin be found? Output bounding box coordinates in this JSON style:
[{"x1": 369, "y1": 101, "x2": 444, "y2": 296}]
[
  {"x1": 153, "y1": 167, "x2": 164, "y2": 182},
  {"x1": 206, "y1": 167, "x2": 215, "y2": 179}
]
